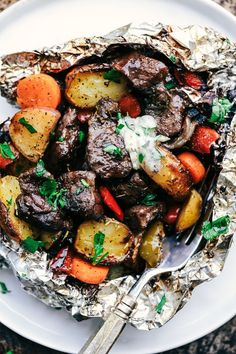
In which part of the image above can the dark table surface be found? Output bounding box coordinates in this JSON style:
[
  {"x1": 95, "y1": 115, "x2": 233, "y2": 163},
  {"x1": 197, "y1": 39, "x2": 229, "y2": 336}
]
[{"x1": 0, "y1": 0, "x2": 235, "y2": 353}]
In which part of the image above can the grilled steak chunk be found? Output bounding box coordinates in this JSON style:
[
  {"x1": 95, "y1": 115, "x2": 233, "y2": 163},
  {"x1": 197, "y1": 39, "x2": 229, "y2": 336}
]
[
  {"x1": 125, "y1": 203, "x2": 166, "y2": 230},
  {"x1": 96, "y1": 97, "x2": 119, "y2": 119},
  {"x1": 113, "y1": 52, "x2": 168, "y2": 90},
  {"x1": 16, "y1": 168, "x2": 72, "y2": 231},
  {"x1": 60, "y1": 171, "x2": 103, "y2": 219}
]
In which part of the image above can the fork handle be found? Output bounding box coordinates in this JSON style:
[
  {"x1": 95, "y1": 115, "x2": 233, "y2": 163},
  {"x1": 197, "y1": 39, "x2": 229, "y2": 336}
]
[{"x1": 78, "y1": 294, "x2": 136, "y2": 354}]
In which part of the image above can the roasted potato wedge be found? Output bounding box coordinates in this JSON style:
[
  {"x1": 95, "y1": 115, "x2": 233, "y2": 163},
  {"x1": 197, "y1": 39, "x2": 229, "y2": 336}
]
[
  {"x1": 9, "y1": 107, "x2": 61, "y2": 162},
  {"x1": 0, "y1": 175, "x2": 35, "y2": 240},
  {"x1": 176, "y1": 189, "x2": 202, "y2": 232},
  {"x1": 139, "y1": 221, "x2": 165, "y2": 267},
  {"x1": 65, "y1": 69, "x2": 128, "y2": 108},
  {"x1": 142, "y1": 146, "x2": 193, "y2": 201},
  {"x1": 74, "y1": 217, "x2": 134, "y2": 265}
]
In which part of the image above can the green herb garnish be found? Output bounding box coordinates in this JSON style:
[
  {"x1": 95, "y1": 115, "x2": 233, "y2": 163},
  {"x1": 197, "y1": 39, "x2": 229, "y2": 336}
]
[
  {"x1": 6, "y1": 351, "x2": 13, "y2": 354},
  {"x1": 165, "y1": 81, "x2": 176, "y2": 90},
  {"x1": 19, "y1": 117, "x2": 37, "y2": 133},
  {"x1": 115, "y1": 123, "x2": 125, "y2": 134},
  {"x1": 81, "y1": 179, "x2": 89, "y2": 188},
  {"x1": 117, "y1": 112, "x2": 122, "y2": 120},
  {"x1": 103, "y1": 69, "x2": 122, "y2": 83},
  {"x1": 202, "y1": 215, "x2": 230, "y2": 240},
  {"x1": 0, "y1": 143, "x2": 16, "y2": 160},
  {"x1": 78, "y1": 131, "x2": 85, "y2": 143},
  {"x1": 209, "y1": 97, "x2": 233, "y2": 124},
  {"x1": 138, "y1": 153, "x2": 145, "y2": 163},
  {"x1": 21, "y1": 236, "x2": 46, "y2": 254},
  {"x1": 35, "y1": 159, "x2": 46, "y2": 177},
  {"x1": 141, "y1": 193, "x2": 158, "y2": 206},
  {"x1": 58, "y1": 136, "x2": 65, "y2": 142},
  {"x1": 142, "y1": 127, "x2": 156, "y2": 135},
  {"x1": 91, "y1": 231, "x2": 109, "y2": 265},
  {"x1": 76, "y1": 187, "x2": 83, "y2": 195},
  {"x1": 39, "y1": 179, "x2": 66, "y2": 209},
  {"x1": 6, "y1": 197, "x2": 13, "y2": 211},
  {"x1": 169, "y1": 54, "x2": 177, "y2": 64},
  {"x1": 156, "y1": 294, "x2": 166, "y2": 314},
  {"x1": 0, "y1": 281, "x2": 11, "y2": 294},
  {"x1": 50, "y1": 131, "x2": 56, "y2": 141},
  {"x1": 103, "y1": 144, "x2": 122, "y2": 159}
]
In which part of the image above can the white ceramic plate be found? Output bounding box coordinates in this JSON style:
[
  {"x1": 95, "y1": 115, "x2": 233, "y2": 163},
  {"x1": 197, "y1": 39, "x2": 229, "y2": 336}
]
[{"x1": 0, "y1": 0, "x2": 236, "y2": 353}]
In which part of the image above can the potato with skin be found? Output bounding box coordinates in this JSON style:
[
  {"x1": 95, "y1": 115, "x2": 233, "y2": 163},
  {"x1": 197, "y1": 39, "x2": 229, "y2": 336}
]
[
  {"x1": 139, "y1": 221, "x2": 165, "y2": 267},
  {"x1": 74, "y1": 217, "x2": 134, "y2": 265},
  {"x1": 176, "y1": 189, "x2": 202, "y2": 232},
  {"x1": 0, "y1": 176, "x2": 35, "y2": 241},
  {"x1": 142, "y1": 145, "x2": 193, "y2": 201},
  {"x1": 65, "y1": 69, "x2": 128, "y2": 108},
  {"x1": 9, "y1": 107, "x2": 61, "y2": 162}
]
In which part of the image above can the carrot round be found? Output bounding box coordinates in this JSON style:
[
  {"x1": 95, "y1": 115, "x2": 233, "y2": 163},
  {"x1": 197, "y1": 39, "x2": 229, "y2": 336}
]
[
  {"x1": 16, "y1": 73, "x2": 61, "y2": 109},
  {"x1": 70, "y1": 257, "x2": 109, "y2": 285},
  {"x1": 177, "y1": 152, "x2": 206, "y2": 184}
]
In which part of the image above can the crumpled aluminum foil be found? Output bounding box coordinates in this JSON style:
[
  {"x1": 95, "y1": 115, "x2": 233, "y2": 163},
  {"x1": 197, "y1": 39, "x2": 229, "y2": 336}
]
[{"x1": 0, "y1": 23, "x2": 235, "y2": 331}]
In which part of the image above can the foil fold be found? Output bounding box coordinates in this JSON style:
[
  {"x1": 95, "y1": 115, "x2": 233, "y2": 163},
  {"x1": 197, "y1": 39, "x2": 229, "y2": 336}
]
[{"x1": 0, "y1": 23, "x2": 235, "y2": 330}]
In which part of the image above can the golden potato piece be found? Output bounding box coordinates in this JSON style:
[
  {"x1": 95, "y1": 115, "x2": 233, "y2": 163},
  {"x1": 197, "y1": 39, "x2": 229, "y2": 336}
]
[
  {"x1": 65, "y1": 69, "x2": 128, "y2": 108},
  {"x1": 74, "y1": 217, "x2": 134, "y2": 265},
  {"x1": 9, "y1": 107, "x2": 61, "y2": 162},
  {"x1": 0, "y1": 176, "x2": 35, "y2": 240},
  {"x1": 176, "y1": 189, "x2": 202, "y2": 232},
  {"x1": 139, "y1": 221, "x2": 165, "y2": 267},
  {"x1": 142, "y1": 146, "x2": 193, "y2": 201}
]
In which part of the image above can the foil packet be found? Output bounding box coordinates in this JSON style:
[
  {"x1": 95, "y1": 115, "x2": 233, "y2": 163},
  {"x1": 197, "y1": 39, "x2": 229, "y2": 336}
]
[{"x1": 0, "y1": 23, "x2": 235, "y2": 330}]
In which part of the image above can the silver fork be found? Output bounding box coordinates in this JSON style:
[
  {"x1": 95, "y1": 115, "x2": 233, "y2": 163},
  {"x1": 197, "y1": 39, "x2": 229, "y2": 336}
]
[{"x1": 78, "y1": 166, "x2": 218, "y2": 354}]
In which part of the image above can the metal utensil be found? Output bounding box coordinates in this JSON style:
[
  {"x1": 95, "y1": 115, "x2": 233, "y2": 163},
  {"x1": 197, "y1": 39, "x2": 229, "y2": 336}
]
[{"x1": 78, "y1": 166, "x2": 219, "y2": 354}]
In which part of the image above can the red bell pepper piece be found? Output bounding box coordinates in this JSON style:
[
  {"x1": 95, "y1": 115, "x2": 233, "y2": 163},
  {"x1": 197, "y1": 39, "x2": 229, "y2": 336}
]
[
  {"x1": 119, "y1": 94, "x2": 141, "y2": 118},
  {"x1": 190, "y1": 126, "x2": 220, "y2": 154},
  {"x1": 164, "y1": 205, "x2": 180, "y2": 225},
  {"x1": 99, "y1": 186, "x2": 124, "y2": 221},
  {"x1": 50, "y1": 246, "x2": 72, "y2": 274},
  {"x1": 174, "y1": 69, "x2": 203, "y2": 90},
  {"x1": 0, "y1": 155, "x2": 14, "y2": 169}
]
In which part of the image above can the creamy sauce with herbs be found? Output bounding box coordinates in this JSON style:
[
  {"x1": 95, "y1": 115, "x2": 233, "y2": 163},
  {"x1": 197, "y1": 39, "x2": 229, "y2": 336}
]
[{"x1": 119, "y1": 115, "x2": 169, "y2": 171}]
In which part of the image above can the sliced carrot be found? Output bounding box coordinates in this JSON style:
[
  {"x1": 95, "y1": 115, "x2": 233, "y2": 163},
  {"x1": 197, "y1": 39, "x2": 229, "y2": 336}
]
[
  {"x1": 177, "y1": 152, "x2": 206, "y2": 184},
  {"x1": 70, "y1": 257, "x2": 109, "y2": 285},
  {"x1": 16, "y1": 73, "x2": 61, "y2": 109}
]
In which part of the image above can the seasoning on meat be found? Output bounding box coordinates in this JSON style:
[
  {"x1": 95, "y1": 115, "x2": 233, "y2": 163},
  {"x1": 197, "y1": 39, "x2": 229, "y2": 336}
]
[{"x1": 125, "y1": 203, "x2": 166, "y2": 231}]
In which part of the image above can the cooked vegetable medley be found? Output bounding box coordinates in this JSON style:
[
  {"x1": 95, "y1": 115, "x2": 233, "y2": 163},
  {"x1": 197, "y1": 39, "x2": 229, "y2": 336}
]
[{"x1": 0, "y1": 49, "x2": 234, "y2": 285}]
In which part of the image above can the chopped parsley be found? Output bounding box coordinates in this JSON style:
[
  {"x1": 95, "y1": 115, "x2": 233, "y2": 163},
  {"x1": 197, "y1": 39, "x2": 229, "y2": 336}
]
[
  {"x1": 39, "y1": 179, "x2": 66, "y2": 209},
  {"x1": 103, "y1": 144, "x2": 122, "y2": 159},
  {"x1": 19, "y1": 117, "x2": 37, "y2": 134},
  {"x1": 0, "y1": 281, "x2": 11, "y2": 294},
  {"x1": 81, "y1": 179, "x2": 89, "y2": 188},
  {"x1": 35, "y1": 159, "x2": 46, "y2": 177},
  {"x1": 115, "y1": 123, "x2": 125, "y2": 134},
  {"x1": 209, "y1": 97, "x2": 233, "y2": 124},
  {"x1": 21, "y1": 236, "x2": 46, "y2": 254},
  {"x1": 50, "y1": 131, "x2": 56, "y2": 141},
  {"x1": 156, "y1": 294, "x2": 167, "y2": 314},
  {"x1": 0, "y1": 143, "x2": 16, "y2": 160},
  {"x1": 91, "y1": 231, "x2": 109, "y2": 265},
  {"x1": 78, "y1": 131, "x2": 85, "y2": 143},
  {"x1": 142, "y1": 127, "x2": 156, "y2": 135},
  {"x1": 138, "y1": 153, "x2": 145, "y2": 163},
  {"x1": 141, "y1": 193, "x2": 158, "y2": 206},
  {"x1": 165, "y1": 81, "x2": 176, "y2": 90},
  {"x1": 103, "y1": 69, "x2": 122, "y2": 83},
  {"x1": 169, "y1": 54, "x2": 177, "y2": 64},
  {"x1": 117, "y1": 112, "x2": 122, "y2": 120},
  {"x1": 58, "y1": 136, "x2": 65, "y2": 142},
  {"x1": 6, "y1": 351, "x2": 13, "y2": 354},
  {"x1": 202, "y1": 215, "x2": 230, "y2": 240},
  {"x1": 6, "y1": 197, "x2": 13, "y2": 211},
  {"x1": 76, "y1": 187, "x2": 83, "y2": 195}
]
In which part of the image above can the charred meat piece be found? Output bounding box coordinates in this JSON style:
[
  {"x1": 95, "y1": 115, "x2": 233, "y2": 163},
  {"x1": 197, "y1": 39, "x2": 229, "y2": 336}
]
[
  {"x1": 59, "y1": 171, "x2": 103, "y2": 219},
  {"x1": 86, "y1": 100, "x2": 132, "y2": 179},
  {"x1": 109, "y1": 172, "x2": 155, "y2": 207},
  {"x1": 16, "y1": 168, "x2": 72, "y2": 231},
  {"x1": 125, "y1": 203, "x2": 166, "y2": 231},
  {"x1": 112, "y1": 52, "x2": 168, "y2": 90},
  {"x1": 46, "y1": 108, "x2": 81, "y2": 173},
  {"x1": 96, "y1": 97, "x2": 119, "y2": 119},
  {"x1": 146, "y1": 87, "x2": 185, "y2": 137}
]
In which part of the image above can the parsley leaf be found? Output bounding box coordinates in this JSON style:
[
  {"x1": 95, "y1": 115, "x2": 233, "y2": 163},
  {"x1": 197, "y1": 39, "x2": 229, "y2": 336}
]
[
  {"x1": 6, "y1": 351, "x2": 13, "y2": 354},
  {"x1": 21, "y1": 236, "x2": 45, "y2": 254},
  {"x1": 81, "y1": 179, "x2": 89, "y2": 188},
  {"x1": 78, "y1": 131, "x2": 85, "y2": 143},
  {"x1": 115, "y1": 123, "x2": 125, "y2": 134},
  {"x1": 103, "y1": 69, "x2": 122, "y2": 83},
  {"x1": 35, "y1": 159, "x2": 46, "y2": 177},
  {"x1": 76, "y1": 187, "x2": 83, "y2": 195},
  {"x1": 6, "y1": 197, "x2": 13, "y2": 211},
  {"x1": 0, "y1": 281, "x2": 11, "y2": 294},
  {"x1": 58, "y1": 136, "x2": 65, "y2": 142},
  {"x1": 141, "y1": 193, "x2": 158, "y2": 206},
  {"x1": 19, "y1": 117, "x2": 37, "y2": 133},
  {"x1": 138, "y1": 153, "x2": 145, "y2": 163},
  {"x1": 202, "y1": 215, "x2": 230, "y2": 240},
  {"x1": 165, "y1": 81, "x2": 176, "y2": 90},
  {"x1": 91, "y1": 231, "x2": 109, "y2": 265},
  {"x1": 0, "y1": 143, "x2": 16, "y2": 160},
  {"x1": 39, "y1": 179, "x2": 66, "y2": 209},
  {"x1": 209, "y1": 97, "x2": 233, "y2": 124},
  {"x1": 117, "y1": 112, "x2": 122, "y2": 120},
  {"x1": 103, "y1": 144, "x2": 122, "y2": 159},
  {"x1": 169, "y1": 54, "x2": 177, "y2": 64},
  {"x1": 156, "y1": 294, "x2": 167, "y2": 314}
]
